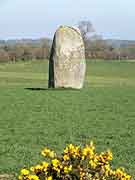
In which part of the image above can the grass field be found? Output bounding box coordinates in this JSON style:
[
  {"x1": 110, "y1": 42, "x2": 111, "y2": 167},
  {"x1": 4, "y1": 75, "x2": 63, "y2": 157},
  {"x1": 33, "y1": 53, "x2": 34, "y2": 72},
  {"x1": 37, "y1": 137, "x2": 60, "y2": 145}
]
[{"x1": 0, "y1": 60, "x2": 135, "y2": 178}]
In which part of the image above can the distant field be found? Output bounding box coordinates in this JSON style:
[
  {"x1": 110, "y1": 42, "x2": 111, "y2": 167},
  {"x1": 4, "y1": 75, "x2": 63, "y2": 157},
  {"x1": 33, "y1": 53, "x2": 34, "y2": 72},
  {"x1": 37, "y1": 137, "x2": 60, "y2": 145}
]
[{"x1": 0, "y1": 60, "x2": 135, "y2": 178}]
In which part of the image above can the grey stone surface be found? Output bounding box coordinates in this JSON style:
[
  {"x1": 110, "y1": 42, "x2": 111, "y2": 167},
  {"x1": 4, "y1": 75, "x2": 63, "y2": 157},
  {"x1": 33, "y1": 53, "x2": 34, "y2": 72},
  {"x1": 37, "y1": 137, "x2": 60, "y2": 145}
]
[{"x1": 48, "y1": 26, "x2": 86, "y2": 89}]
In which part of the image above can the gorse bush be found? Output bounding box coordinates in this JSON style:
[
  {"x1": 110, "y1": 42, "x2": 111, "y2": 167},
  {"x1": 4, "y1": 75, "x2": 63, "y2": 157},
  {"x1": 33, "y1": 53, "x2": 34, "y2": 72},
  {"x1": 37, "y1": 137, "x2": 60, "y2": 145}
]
[{"x1": 19, "y1": 142, "x2": 131, "y2": 180}]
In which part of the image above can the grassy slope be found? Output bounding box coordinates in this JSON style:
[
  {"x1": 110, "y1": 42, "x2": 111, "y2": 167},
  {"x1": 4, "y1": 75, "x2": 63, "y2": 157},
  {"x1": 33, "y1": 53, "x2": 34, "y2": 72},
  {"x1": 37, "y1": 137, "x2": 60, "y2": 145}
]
[{"x1": 0, "y1": 60, "x2": 135, "y2": 177}]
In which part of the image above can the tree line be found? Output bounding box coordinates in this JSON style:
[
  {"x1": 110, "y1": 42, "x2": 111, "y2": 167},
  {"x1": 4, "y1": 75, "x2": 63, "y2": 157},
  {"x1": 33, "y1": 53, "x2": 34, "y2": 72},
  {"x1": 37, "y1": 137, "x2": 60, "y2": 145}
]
[
  {"x1": 0, "y1": 21, "x2": 135, "y2": 62},
  {"x1": 0, "y1": 38, "x2": 51, "y2": 62},
  {"x1": 78, "y1": 21, "x2": 135, "y2": 60}
]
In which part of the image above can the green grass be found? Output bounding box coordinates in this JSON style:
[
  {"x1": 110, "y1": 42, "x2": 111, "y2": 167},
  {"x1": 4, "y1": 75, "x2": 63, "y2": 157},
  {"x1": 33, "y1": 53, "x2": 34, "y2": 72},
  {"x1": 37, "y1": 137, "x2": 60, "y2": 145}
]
[{"x1": 0, "y1": 60, "x2": 135, "y2": 178}]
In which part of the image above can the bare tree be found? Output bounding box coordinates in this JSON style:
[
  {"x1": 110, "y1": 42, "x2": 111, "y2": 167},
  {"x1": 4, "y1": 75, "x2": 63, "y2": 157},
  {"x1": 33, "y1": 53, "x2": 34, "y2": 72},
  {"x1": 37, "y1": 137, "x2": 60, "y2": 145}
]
[
  {"x1": 78, "y1": 21, "x2": 96, "y2": 58},
  {"x1": 78, "y1": 20, "x2": 95, "y2": 42}
]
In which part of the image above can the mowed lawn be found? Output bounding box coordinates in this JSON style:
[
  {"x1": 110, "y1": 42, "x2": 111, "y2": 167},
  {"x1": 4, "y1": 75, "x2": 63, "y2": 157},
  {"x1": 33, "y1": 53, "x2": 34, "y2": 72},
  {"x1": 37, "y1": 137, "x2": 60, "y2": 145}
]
[{"x1": 0, "y1": 60, "x2": 135, "y2": 178}]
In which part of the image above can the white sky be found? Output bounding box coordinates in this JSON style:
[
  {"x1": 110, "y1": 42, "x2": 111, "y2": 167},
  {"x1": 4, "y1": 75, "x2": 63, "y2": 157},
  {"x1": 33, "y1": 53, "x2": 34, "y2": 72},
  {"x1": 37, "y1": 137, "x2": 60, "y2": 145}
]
[{"x1": 0, "y1": 0, "x2": 135, "y2": 40}]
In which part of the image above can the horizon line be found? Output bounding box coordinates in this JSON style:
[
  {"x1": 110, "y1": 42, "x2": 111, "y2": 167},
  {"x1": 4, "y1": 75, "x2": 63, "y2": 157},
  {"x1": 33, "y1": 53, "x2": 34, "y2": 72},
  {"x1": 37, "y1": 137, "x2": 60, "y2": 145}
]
[{"x1": 0, "y1": 37, "x2": 135, "y2": 42}]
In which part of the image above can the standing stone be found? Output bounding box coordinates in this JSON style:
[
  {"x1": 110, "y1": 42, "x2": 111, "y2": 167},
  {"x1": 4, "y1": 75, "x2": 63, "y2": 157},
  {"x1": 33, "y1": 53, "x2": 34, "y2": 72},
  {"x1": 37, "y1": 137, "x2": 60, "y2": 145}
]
[{"x1": 48, "y1": 26, "x2": 86, "y2": 89}]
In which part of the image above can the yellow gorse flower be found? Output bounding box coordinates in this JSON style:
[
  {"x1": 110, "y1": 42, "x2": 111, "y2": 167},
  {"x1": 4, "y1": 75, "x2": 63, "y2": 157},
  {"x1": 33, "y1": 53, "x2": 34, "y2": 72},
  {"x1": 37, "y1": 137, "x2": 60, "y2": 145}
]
[
  {"x1": 31, "y1": 164, "x2": 43, "y2": 173},
  {"x1": 41, "y1": 148, "x2": 55, "y2": 158},
  {"x1": 30, "y1": 161, "x2": 49, "y2": 173},
  {"x1": 42, "y1": 161, "x2": 49, "y2": 169},
  {"x1": 114, "y1": 168, "x2": 131, "y2": 180},
  {"x1": 64, "y1": 144, "x2": 80, "y2": 158},
  {"x1": 27, "y1": 175, "x2": 39, "y2": 180},
  {"x1": 89, "y1": 158, "x2": 97, "y2": 169},
  {"x1": 51, "y1": 159, "x2": 62, "y2": 175},
  {"x1": 64, "y1": 165, "x2": 72, "y2": 174},
  {"x1": 18, "y1": 175, "x2": 22, "y2": 180},
  {"x1": 80, "y1": 170, "x2": 85, "y2": 180},
  {"x1": 46, "y1": 176, "x2": 53, "y2": 180},
  {"x1": 19, "y1": 142, "x2": 131, "y2": 180},
  {"x1": 82, "y1": 141, "x2": 95, "y2": 160},
  {"x1": 95, "y1": 150, "x2": 113, "y2": 165},
  {"x1": 52, "y1": 159, "x2": 60, "y2": 167},
  {"x1": 21, "y1": 168, "x2": 30, "y2": 176},
  {"x1": 19, "y1": 174, "x2": 39, "y2": 180},
  {"x1": 63, "y1": 154, "x2": 70, "y2": 161}
]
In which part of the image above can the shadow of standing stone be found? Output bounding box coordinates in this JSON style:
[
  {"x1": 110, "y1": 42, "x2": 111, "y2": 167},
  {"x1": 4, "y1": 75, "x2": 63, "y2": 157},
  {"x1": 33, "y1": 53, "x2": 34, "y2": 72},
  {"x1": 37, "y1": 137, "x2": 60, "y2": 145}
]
[{"x1": 48, "y1": 26, "x2": 86, "y2": 89}]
